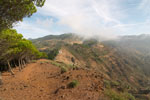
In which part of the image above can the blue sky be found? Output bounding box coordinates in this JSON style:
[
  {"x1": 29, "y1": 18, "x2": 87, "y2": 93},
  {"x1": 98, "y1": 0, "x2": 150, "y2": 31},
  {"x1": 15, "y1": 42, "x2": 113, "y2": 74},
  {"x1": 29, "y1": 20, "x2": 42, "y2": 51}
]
[{"x1": 14, "y1": 0, "x2": 150, "y2": 39}]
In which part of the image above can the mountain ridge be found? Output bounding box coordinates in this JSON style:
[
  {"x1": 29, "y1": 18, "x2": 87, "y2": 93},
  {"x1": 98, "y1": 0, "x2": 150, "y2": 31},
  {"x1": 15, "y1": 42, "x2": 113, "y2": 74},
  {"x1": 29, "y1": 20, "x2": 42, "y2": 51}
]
[{"x1": 31, "y1": 33, "x2": 150, "y2": 99}]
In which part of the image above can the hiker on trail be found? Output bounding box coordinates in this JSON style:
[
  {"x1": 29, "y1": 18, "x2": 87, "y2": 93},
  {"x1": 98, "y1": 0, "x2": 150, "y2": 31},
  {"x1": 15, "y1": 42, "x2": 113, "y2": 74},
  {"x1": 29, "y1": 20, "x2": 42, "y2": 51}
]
[{"x1": 71, "y1": 57, "x2": 75, "y2": 66}]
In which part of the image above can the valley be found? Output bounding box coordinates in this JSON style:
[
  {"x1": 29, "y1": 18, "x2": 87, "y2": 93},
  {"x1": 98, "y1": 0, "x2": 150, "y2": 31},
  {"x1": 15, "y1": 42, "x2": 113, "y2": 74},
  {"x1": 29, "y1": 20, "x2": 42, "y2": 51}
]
[
  {"x1": 0, "y1": 33, "x2": 150, "y2": 100},
  {"x1": 31, "y1": 33, "x2": 150, "y2": 100},
  {"x1": 1, "y1": 0, "x2": 150, "y2": 100}
]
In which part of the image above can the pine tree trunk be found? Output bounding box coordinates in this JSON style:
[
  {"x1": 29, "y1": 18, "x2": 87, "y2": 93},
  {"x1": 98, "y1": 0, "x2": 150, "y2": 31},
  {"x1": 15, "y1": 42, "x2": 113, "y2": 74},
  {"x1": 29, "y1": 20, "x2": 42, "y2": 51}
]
[
  {"x1": 7, "y1": 61, "x2": 14, "y2": 75},
  {"x1": 21, "y1": 59, "x2": 24, "y2": 69},
  {"x1": 23, "y1": 60, "x2": 26, "y2": 67},
  {"x1": 13, "y1": 60, "x2": 17, "y2": 68},
  {"x1": 19, "y1": 59, "x2": 21, "y2": 71},
  {"x1": 0, "y1": 72, "x2": 3, "y2": 85}
]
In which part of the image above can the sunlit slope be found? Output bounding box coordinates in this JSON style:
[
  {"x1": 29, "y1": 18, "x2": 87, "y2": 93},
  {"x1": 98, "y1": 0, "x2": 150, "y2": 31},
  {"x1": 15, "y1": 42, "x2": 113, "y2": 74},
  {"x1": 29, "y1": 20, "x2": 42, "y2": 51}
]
[{"x1": 31, "y1": 33, "x2": 150, "y2": 89}]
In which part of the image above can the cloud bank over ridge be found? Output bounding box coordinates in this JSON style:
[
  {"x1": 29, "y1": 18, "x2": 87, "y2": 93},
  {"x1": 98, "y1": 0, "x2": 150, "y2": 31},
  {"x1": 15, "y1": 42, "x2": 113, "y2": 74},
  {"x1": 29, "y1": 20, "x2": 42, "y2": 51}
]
[{"x1": 15, "y1": 0, "x2": 150, "y2": 39}]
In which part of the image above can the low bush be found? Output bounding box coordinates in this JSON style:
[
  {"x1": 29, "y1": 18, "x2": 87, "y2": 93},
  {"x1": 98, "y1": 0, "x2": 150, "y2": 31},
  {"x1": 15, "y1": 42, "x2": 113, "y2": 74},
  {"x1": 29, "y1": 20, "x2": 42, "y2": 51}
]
[
  {"x1": 40, "y1": 61, "x2": 44, "y2": 64},
  {"x1": 104, "y1": 80, "x2": 111, "y2": 89},
  {"x1": 110, "y1": 81, "x2": 120, "y2": 87},
  {"x1": 51, "y1": 61, "x2": 62, "y2": 67},
  {"x1": 68, "y1": 80, "x2": 79, "y2": 88},
  {"x1": 104, "y1": 80, "x2": 120, "y2": 89},
  {"x1": 61, "y1": 66, "x2": 68, "y2": 74},
  {"x1": 40, "y1": 61, "x2": 50, "y2": 64},
  {"x1": 104, "y1": 89, "x2": 135, "y2": 100},
  {"x1": 31, "y1": 60, "x2": 37, "y2": 63},
  {"x1": 47, "y1": 49, "x2": 59, "y2": 60}
]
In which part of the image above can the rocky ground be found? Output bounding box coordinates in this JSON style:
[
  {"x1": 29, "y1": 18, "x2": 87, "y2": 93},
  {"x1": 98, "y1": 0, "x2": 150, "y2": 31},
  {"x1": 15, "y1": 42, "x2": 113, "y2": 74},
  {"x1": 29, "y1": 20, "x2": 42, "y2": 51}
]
[{"x1": 0, "y1": 59, "x2": 103, "y2": 100}]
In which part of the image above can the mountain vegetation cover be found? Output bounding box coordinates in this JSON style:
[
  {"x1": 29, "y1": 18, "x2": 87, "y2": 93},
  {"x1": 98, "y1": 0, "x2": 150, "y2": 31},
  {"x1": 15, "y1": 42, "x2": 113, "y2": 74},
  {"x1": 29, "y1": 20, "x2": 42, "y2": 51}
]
[
  {"x1": 32, "y1": 33, "x2": 150, "y2": 99},
  {"x1": 0, "y1": 0, "x2": 46, "y2": 74},
  {"x1": 0, "y1": 0, "x2": 150, "y2": 100}
]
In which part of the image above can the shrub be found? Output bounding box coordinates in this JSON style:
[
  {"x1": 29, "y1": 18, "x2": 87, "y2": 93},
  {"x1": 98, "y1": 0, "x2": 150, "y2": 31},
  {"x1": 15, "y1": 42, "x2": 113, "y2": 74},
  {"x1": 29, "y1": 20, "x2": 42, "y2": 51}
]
[
  {"x1": 104, "y1": 80, "x2": 120, "y2": 89},
  {"x1": 40, "y1": 61, "x2": 44, "y2": 64},
  {"x1": 122, "y1": 93, "x2": 135, "y2": 100},
  {"x1": 104, "y1": 80, "x2": 111, "y2": 89},
  {"x1": 31, "y1": 60, "x2": 37, "y2": 63},
  {"x1": 50, "y1": 61, "x2": 63, "y2": 67},
  {"x1": 110, "y1": 81, "x2": 120, "y2": 87},
  {"x1": 44, "y1": 61, "x2": 51, "y2": 63},
  {"x1": 47, "y1": 49, "x2": 59, "y2": 60},
  {"x1": 68, "y1": 64, "x2": 75, "y2": 69},
  {"x1": 104, "y1": 89, "x2": 135, "y2": 100},
  {"x1": 61, "y1": 66, "x2": 68, "y2": 74},
  {"x1": 40, "y1": 61, "x2": 50, "y2": 64},
  {"x1": 68, "y1": 80, "x2": 79, "y2": 88},
  {"x1": 105, "y1": 89, "x2": 125, "y2": 100}
]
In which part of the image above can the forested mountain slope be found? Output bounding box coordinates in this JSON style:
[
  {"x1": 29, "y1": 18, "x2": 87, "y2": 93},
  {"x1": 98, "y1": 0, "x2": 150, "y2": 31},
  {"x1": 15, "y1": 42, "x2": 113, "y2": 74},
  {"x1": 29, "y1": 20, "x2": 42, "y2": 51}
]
[
  {"x1": 103, "y1": 34, "x2": 150, "y2": 76},
  {"x1": 0, "y1": 29, "x2": 46, "y2": 75},
  {"x1": 32, "y1": 33, "x2": 150, "y2": 100},
  {"x1": 0, "y1": 0, "x2": 46, "y2": 75}
]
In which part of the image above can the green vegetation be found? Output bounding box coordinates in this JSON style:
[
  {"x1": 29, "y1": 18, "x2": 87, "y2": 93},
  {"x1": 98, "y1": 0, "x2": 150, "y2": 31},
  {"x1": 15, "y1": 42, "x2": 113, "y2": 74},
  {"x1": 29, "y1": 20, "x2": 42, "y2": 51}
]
[
  {"x1": 40, "y1": 60, "x2": 51, "y2": 64},
  {"x1": 65, "y1": 42, "x2": 108, "y2": 69},
  {"x1": 110, "y1": 81, "x2": 120, "y2": 87},
  {"x1": 83, "y1": 39, "x2": 98, "y2": 47},
  {"x1": 104, "y1": 35, "x2": 150, "y2": 76},
  {"x1": 104, "y1": 80, "x2": 131, "y2": 91},
  {"x1": 31, "y1": 60, "x2": 37, "y2": 63},
  {"x1": 0, "y1": 29, "x2": 46, "y2": 74},
  {"x1": 0, "y1": 0, "x2": 45, "y2": 31},
  {"x1": 2, "y1": 1, "x2": 146, "y2": 99},
  {"x1": 104, "y1": 80, "x2": 111, "y2": 89},
  {"x1": 51, "y1": 61, "x2": 77, "y2": 74},
  {"x1": 50, "y1": 61, "x2": 79, "y2": 74},
  {"x1": 31, "y1": 34, "x2": 150, "y2": 99},
  {"x1": 47, "y1": 49, "x2": 59, "y2": 60},
  {"x1": 0, "y1": 0, "x2": 46, "y2": 74},
  {"x1": 61, "y1": 66, "x2": 68, "y2": 74},
  {"x1": 104, "y1": 80, "x2": 121, "y2": 89},
  {"x1": 50, "y1": 61, "x2": 68, "y2": 73},
  {"x1": 103, "y1": 80, "x2": 136, "y2": 100},
  {"x1": 50, "y1": 61, "x2": 63, "y2": 67},
  {"x1": 68, "y1": 80, "x2": 79, "y2": 88},
  {"x1": 104, "y1": 89, "x2": 135, "y2": 100},
  {"x1": 51, "y1": 61, "x2": 77, "y2": 69}
]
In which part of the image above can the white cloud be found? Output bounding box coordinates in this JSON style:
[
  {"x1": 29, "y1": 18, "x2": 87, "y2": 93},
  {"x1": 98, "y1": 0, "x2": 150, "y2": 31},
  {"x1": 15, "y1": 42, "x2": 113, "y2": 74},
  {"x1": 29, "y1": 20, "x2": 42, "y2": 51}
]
[
  {"x1": 36, "y1": 18, "x2": 54, "y2": 28},
  {"x1": 36, "y1": 0, "x2": 127, "y2": 40},
  {"x1": 15, "y1": 0, "x2": 150, "y2": 39},
  {"x1": 138, "y1": 0, "x2": 150, "y2": 16}
]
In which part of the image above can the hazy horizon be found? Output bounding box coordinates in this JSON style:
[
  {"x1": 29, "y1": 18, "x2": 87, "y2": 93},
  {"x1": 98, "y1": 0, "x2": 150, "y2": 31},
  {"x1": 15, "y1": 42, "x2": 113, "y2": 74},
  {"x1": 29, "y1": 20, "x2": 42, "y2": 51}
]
[{"x1": 14, "y1": 0, "x2": 150, "y2": 39}]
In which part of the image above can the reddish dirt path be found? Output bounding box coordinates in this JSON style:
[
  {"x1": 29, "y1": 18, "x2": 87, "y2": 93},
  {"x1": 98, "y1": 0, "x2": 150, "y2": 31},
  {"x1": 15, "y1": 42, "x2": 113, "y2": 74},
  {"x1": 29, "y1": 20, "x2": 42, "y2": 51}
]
[{"x1": 0, "y1": 59, "x2": 103, "y2": 100}]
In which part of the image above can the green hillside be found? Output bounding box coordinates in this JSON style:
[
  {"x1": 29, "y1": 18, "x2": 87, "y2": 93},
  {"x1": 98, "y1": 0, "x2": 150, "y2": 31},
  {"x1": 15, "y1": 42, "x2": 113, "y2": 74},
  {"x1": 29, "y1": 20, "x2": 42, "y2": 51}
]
[
  {"x1": 31, "y1": 33, "x2": 150, "y2": 100},
  {"x1": 103, "y1": 34, "x2": 150, "y2": 76}
]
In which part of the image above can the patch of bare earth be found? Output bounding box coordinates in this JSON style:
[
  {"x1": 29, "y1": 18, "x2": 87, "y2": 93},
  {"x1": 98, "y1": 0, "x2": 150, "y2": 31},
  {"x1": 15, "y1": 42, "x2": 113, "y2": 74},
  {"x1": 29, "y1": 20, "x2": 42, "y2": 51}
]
[
  {"x1": 55, "y1": 48, "x2": 85, "y2": 67},
  {"x1": 0, "y1": 59, "x2": 103, "y2": 100}
]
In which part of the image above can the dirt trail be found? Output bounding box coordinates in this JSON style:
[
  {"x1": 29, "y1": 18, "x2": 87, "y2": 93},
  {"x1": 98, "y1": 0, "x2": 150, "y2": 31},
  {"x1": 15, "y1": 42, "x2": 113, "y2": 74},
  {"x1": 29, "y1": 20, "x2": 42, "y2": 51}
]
[{"x1": 0, "y1": 59, "x2": 103, "y2": 100}]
